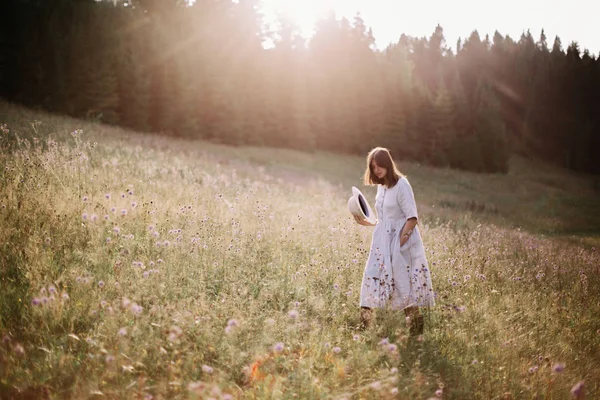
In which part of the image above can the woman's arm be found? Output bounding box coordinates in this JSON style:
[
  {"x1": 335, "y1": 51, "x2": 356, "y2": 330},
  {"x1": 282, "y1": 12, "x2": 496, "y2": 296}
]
[{"x1": 399, "y1": 217, "x2": 418, "y2": 246}]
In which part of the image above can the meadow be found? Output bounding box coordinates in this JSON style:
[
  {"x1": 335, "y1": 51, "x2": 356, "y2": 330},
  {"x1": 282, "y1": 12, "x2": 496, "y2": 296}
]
[{"x1": 1, "y1": 101, "x2": 599, "y2": 399}]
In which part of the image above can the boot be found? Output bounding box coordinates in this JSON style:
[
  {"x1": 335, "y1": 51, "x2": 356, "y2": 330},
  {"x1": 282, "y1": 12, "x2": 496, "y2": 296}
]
[
  {"x1": 409, "y1": 314, "x2": 424, "y2": 336},
  {"x1": 359, "y1": 307, "x2": 372, "y2": 330}
]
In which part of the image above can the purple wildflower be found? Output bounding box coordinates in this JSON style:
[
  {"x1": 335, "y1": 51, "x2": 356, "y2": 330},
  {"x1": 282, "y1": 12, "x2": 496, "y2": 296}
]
[
  {"x1": 571, "y1": 381, "x2": 584, "y2": 398},
  {"x1": 552, "y1": 363, "x2": 565, "y2": 373}
]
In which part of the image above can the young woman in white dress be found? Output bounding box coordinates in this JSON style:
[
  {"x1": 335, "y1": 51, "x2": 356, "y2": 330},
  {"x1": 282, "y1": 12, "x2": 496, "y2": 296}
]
[{"x1": 353, "y1": 147, "x2": 435, "y2": 335}]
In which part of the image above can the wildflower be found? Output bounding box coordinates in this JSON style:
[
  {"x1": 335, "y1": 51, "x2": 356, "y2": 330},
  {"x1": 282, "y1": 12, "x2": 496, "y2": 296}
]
[
  {"x1": 31, "y1": 297, "x2": 41, "y2": 306},
  {"x1": 167, "y1": 326, "x2": 183, "y2": 342},
  {"x1": 390, "y1": 388, "x2": 399, "y2": 395},
  {"x1": 143, "y1": 271, "x2": 150, "y2": 279},
  {"x1": 528, "y1": 366, "x2": 538, "y2": 374},
  {"x1": 288, "y1": 309, "x2": 299, "y2": 319},
  {"x1": 91, "y1": 214, "x2": 98, "y2": 222},
  {"x1": 105, "y1": 355, "x2": 115, "y2": 363},
  {"x1": 128, "y1": 189, "x2": 134, "y2": 196},
  {"x1": 41, "y1": 296, "x2": 49, "y2": 304},
  {"x1": 121, "y1": 209, "x2": 127, "y2": 216},
  {"x1": 121, "y1": 297, "x2": 131, "y2": 309},
  {"x1": 332, "y1": 346, "x2": 341, "y2": 354},
  {"x1": 201, "y1": 365, "x2": 213, "y2": 374},
  {"x1": 265, "y1": 318, "x2": 275, "y2": 325},
  {"x1": 435, "y1": 388, "x2": 443, "y2": 397},
  {"x1": 131, "y1": 201, "x2": 137, "y2": 208},
  {"x1": 106, "y1": 237, "x2": 111, "y2": 244},
  {"x1": 82, "y1": 213, "x2": 88, "y2": 221},
  {"x1": 273, "y1": 342, "x2": 284, "y2": 353},
  {"x1": 48, "y1": 286, "x2": 56, "y2": 294},
  {"x1": 379, "y1": 338, "x2": 389, "y2": 346},
  {"x1": 13, "y1": 344, "x2": 25, "y2": 356},
  {"x1": 61, "y1": 293, "x2": 69, "y2": 300},
  {"x1": 227, "y1": 319, "x2": 239, "y2": 328},
  {"x1": 113, "y1": 226, "x2": 120, "y2": 234},
  {"x1": 370, "y1": 381, "x2": 382, "y2": 390},
  {"x1": 352, "y1": 334, "x2": 359, "y2": 341},
  {"x1": 117, "y1": 328, "x2": 127, "y2": 336},
  {"x1": 571, "y1": 381, "x2": 585, "y2": 398},
  {"x1": 552, "y1": 363, "x2": 565, "y2": 373},
  {"x1": 188, "y1": 381, "x2": 205, "y2": 393},
  {"x1": 98, "y1": 280, "x2": 105, "y2": 288},
  {"x1": 387, "y1": 344, "x2": 398, "y2": 352},
  {"x1": 82, "y1": 196, "x2": 88, "y2": 202},
  {"x1": 131, "y1": 304, "x2": 143, "y2": 315},
  {"x1": 111, "y1": 207, "x2": 117, "y2": 213},
  {"x1": 105, "y1": 193, "x2": 111, "y2": 200},
  {"x1": 391, "y1": 367, "x2": 398, "y2": 374}
]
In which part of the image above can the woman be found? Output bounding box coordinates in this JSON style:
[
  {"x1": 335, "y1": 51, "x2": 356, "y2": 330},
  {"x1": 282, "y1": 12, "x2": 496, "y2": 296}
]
[{"x1": 355, "y1": 147, "x2": 435, "y2": 335}]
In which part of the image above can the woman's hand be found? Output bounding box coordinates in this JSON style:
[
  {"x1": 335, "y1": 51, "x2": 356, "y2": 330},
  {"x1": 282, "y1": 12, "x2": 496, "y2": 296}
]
[
  {"x1": 353, "y1": 215, "x2": 375, "y2": 226},
  {"x1": 399, "y1": 218, "x2": 417, "y2": 246}
]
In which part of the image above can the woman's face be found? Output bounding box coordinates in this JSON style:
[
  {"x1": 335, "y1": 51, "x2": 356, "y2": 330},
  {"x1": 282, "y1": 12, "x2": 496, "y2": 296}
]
[{"x1": 371, "y1": 160, "x2": 387, "y2": 180}]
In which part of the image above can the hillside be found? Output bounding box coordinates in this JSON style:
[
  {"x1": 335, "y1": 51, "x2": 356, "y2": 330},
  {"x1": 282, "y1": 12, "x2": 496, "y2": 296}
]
[{"x1": 1, "y1": 102, "x2": 599, "y2": 399}]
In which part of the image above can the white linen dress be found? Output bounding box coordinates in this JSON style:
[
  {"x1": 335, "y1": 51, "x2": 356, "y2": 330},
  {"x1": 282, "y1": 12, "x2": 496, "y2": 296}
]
[{"x1": 359, "y1": 177, "x2": 435, "y2": 310}]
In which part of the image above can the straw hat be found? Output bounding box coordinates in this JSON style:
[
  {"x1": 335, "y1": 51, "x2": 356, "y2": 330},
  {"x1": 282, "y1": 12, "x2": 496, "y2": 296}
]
[{"x1": 347, "y1": 186, "x2": 377, "y2": 226}]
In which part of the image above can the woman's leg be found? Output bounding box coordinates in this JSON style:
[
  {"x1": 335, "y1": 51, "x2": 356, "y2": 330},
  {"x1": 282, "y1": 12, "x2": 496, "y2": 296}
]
[
  {"x1": 404, "y1": 306, "x2": 424, "y2": 336},
  {"x1": 360, "y1": 306, "x2": 373, "y2": 328}
]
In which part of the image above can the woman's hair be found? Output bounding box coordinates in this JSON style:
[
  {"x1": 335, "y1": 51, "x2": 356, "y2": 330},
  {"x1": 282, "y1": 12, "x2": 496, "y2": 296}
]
[{"x1": 363, "y1": 147, "x2": 404, "y2": 187}]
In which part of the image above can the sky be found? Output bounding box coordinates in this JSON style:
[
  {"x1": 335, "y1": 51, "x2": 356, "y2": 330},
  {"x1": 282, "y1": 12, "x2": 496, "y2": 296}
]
[{"x1": 260, "y1": 0, "x2": 599, "y2": 55}]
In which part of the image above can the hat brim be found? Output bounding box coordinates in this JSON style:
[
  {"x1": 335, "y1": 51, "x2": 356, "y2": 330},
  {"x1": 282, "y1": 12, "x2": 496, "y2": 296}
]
[{"x1": 348, "y1": 186, "x2": 377, "y2": 225}]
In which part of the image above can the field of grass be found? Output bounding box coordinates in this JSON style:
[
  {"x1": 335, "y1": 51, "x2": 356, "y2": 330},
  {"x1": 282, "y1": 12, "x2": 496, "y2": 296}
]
[{"x1": 1, "y1": 101, "x2": 599, "y2": 399}]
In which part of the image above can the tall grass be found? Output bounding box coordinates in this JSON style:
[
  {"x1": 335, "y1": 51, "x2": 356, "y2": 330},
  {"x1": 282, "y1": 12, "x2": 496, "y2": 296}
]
[{"x1": 1, "y1": 104, "x2": 599, "y2": 399}]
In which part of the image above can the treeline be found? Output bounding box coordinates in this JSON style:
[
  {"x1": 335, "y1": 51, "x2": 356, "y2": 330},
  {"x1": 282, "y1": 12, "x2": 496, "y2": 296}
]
[{"x1": 1, "y1": 0, "x2": 599, "y2": 174}]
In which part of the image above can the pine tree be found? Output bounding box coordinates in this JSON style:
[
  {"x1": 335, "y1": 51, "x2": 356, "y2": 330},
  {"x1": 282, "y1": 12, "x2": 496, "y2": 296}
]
[{"x1": 474, "y1": 81, "x2": 509, "y2": 173}]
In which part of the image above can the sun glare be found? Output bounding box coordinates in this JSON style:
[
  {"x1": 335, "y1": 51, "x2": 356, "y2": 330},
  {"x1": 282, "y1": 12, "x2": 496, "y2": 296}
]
[{"x1": 259, "y1": 0, "x2": 330, "y2": 37}]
